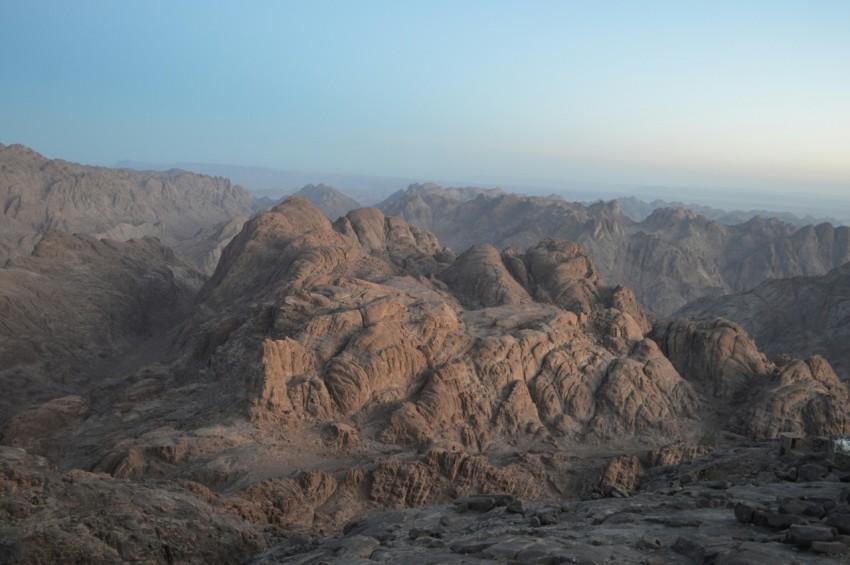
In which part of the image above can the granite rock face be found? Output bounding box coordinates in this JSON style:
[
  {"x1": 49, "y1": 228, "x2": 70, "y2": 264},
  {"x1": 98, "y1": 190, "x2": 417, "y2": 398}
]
[
  {"x1": 1, "y1": 193, "x2": 849, "y2": 561},
  {"x1": 654, "y1": 317, "x2": 850, "y2": 438},
  {"x1": 293, "y1": 184, "x2": 362, "y2": 220},
  {"x1": 183, "y1": 198, "x2": 700, "y2": 449}
]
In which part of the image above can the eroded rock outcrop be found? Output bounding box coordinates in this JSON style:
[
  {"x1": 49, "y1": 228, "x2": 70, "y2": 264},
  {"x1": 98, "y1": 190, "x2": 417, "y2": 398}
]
[
  {"x1": 655, "y1": 317, "x2": 850, "y2": 437},
  {"x1": 0, "y1": 446, "x2": 266, "y2": 564},
  {"x1": 3, "y1": 191, "x2": 848, "y2": 559},
  {"x1": 293, "y1": 183, "x2": 361, "y2": 220},
  {"x1": 252, "y1": 440, "x2": 850, "y2": 564},
  {"x1": 678, "y1": 262, "x2": 850, "y2": 379}
]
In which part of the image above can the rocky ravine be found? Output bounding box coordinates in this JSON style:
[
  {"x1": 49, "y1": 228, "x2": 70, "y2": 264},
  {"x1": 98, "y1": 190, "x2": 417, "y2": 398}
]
[
  {"x1": 1, "y1": 197, "x2": 849, "y2": 562},
  {"x1": 379, "y1": 183, "x2": 850, "y2": 316},
  {"x1": 0, "y1": 230, "x2": 204, "y2": 429},
  {"x1": 0, "y1": 143, "x2": 261, "y2": 273}
]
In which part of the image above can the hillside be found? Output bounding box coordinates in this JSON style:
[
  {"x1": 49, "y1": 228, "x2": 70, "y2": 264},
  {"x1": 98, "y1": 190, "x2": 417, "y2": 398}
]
[
  {"x1": 677, "y1": 262, "x2": 850, "y2": 380},
  {"x1": 0, "y1": 143, "x2": 261, "y2": 272},
  {"x1": 0, "y1": 179, "x2": 848, "y2": 562}
]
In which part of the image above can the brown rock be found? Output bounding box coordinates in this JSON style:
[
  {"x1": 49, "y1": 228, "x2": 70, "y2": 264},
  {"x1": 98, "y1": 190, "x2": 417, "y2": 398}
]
[
  {"x1": 379, "y1": 183, "x2": 850, "y2": 316},
  {"x1": 2, "y1": 396, "x2": 90, "y2": 454},
  {"x1": 438, "y1": 243, "x2": 531, "y2": 309},
  {"x1": 655, "y1": 317, "x2": 850, "y2": 438}
]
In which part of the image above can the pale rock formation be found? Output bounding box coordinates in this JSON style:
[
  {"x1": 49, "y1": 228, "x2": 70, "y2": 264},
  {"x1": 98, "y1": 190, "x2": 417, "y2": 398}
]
[
  {"x1": 437, "y1": 243, "x2": 531, "y2": 308},
  {"x1": 2, "y1": 190, "x2": 849, "y2": 560}
]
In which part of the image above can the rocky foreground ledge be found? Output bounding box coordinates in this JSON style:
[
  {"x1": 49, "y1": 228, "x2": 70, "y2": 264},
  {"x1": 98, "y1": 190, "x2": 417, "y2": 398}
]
[{"x1": 250, "y1": 439, "x2": 850, "y2": 564}]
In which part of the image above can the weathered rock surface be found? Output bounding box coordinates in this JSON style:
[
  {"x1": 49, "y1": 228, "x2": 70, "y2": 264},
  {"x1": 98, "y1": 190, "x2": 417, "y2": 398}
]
[
  {"x1": 76, "y1": 196, "x2": 836, "y2": 542},
  {"x1": 654, "y1": 317, "x2": 850, "y2": 437},
  {"x1": 0, "y1": 143, "x2": 261, "y2": 271},
  {"x1": 251, "y1": 440, "x2": 850, "y2": 564},
  {"x1": 2, "y1": 191, "x2": 849, "y2": 562},
  {"x1": 678, "y1": 262, "x2": 850, "y2": 379},
  {"x1": 379, "y1": 183, "x2": 850, "y2": 315},
  {"x1": 181, "y1": 198, "x2": 700, "y2": 451},
  {"x1": 172, "y1": 214, "x2": 251, "y2": 275}
]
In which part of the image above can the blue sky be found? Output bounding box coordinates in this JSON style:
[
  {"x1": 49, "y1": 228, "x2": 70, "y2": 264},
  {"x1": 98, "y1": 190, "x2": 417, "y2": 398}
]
[{"x1": 2, "y1": 1, "x2": 849, "y2": 196}]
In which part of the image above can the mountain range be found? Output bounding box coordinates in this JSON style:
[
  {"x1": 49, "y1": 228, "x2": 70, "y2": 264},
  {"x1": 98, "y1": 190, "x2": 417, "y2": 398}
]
[
  {"x1": 1, "y1": 144, "x2": 849, "y2": 563},
  {"x1": 378, "y1": 183, "x2": 850, "y2": 316},
  {"x1": 1, "y1": 143, "x2": 261, "y2": 273}
]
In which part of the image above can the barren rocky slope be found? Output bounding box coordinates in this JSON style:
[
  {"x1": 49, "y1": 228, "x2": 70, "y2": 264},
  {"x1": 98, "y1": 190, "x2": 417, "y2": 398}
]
[
  {"x1": 1, "y1": 196, "x2": 849, "y2": 562},
  {"x1": 0, "y1": 231, "x2": 204, "y2": 429},
  {"x1": 616, "y1": 195, "x2": 838, "y2": 226},
  {"x1": 0, "y1": 446, "x2": 267, "y2": 564},
  {"x1": 677, "y1": 262, "x2": 850, "y2": 380},
  {"x1": 379, "y1": 184, "x2": 850, "y2": 315},
  {"x1": 252, "y1": 439, "x2": 850, "y2": 564},
  {"x1": 0, "y1": 143, "x2": 261, "y2": 272}
]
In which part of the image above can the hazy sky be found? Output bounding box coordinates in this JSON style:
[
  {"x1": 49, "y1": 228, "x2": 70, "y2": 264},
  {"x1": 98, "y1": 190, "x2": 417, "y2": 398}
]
[{"x1": 2, "y1": 1, "x2": 849, "y2": 196}]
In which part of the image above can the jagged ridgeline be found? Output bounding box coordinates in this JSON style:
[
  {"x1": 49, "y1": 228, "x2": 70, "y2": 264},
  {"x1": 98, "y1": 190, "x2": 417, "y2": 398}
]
[
  {"x1": 379, "y1": 184, "x2": 850, "y2": 316},
  {"x1": 0, "y1": 143, "x2": 262, "y2": 274},
  {"x1": 1, "y1": 151, "x2": 850, "y2": 562}
]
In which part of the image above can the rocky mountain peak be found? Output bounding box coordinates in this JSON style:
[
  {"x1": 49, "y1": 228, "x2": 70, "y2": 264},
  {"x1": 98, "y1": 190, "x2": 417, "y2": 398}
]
[{"x1": 294, "y1": 183, "x2": 361, "y2": 219}]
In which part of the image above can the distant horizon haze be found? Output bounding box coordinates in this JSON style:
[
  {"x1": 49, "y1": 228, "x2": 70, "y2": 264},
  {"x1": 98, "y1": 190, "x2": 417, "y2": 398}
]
[
  {"x1": 111, "y1": 154, "x2": 850, "y2": 223},
  {"x1": 2, "y1": 1, "x2": 849, "y2": 200}
]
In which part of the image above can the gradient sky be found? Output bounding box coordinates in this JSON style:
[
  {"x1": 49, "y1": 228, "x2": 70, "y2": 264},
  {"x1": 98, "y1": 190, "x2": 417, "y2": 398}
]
[{"x1": 2, "y1": 1, "x2": 849, "y2": 196}]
